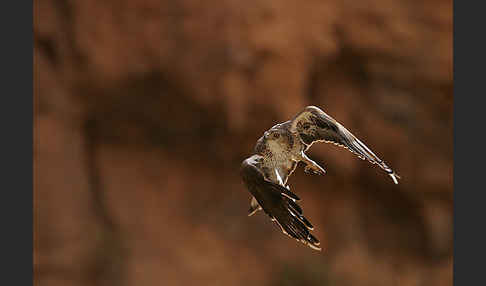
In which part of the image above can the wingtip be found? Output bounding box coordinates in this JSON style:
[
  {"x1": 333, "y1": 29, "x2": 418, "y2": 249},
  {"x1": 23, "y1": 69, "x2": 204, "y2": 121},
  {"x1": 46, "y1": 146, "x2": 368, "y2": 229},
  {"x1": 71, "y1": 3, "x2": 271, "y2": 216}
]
[
  {"x1": 304, "y1": 233, "x2": 322, "y2": 251},
  {"x1": 297, "y1": 238, "x2": 322, "y2": 251},
  {"x1": 307, "y1": 242, "x2": 322, "y2": 251},
  {"x1": 390, "y1": 173, "x2": 400, "y2": 184}
]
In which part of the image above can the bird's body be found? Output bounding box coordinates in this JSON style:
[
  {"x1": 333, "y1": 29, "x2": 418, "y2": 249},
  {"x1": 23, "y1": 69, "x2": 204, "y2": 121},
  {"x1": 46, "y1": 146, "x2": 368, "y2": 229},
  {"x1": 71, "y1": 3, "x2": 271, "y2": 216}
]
[
  {"x1": 254, "y1": 121, "x2": 302, "y2": 185},
  {"x1": 240, "y1": 106, "x2": 400, "y2": 251}
]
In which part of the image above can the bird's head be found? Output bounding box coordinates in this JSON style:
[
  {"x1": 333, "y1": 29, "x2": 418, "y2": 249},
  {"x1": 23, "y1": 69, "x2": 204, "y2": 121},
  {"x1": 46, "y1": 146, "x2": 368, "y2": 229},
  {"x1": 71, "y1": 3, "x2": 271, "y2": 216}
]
[
  {"x1": 264, "y1": 126, "x2": 287, "y2": 143},
  {"x1": 254, "y1": 123, "x2": 292, "y2": 154}
]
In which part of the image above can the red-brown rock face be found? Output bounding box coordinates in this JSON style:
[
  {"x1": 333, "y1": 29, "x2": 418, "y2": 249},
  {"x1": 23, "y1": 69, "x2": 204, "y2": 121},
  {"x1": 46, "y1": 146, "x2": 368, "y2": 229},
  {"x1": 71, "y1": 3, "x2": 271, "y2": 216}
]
[{"x1": 35, "y1": 0, "x2": 452, "y2": 285}]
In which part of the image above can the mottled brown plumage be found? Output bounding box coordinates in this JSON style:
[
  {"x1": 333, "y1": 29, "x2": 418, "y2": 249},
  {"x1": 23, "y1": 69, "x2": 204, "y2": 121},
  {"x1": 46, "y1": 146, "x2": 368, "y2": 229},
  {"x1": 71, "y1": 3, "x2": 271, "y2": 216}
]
[{"x1": 241, "y1": 106, "x2": 400, "y2": 251}]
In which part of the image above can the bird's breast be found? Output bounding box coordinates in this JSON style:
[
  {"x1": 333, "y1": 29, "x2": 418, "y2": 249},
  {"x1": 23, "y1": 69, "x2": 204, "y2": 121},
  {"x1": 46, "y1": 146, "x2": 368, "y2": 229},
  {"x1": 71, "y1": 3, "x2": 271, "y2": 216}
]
[{"x1": 261, "y1": 151, "x2": 298, "y2": 185}]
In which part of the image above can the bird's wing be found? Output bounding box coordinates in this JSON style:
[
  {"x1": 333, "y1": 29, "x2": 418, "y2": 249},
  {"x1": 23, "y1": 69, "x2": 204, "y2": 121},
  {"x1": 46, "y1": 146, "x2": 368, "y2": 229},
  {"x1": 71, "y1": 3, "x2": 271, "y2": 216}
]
[
  {"x1": 290, "y1": 106, "x2": 400, "y2": 184},
  {"x1": 241, "y1": 156, "x2": 321, "y2": 251}
]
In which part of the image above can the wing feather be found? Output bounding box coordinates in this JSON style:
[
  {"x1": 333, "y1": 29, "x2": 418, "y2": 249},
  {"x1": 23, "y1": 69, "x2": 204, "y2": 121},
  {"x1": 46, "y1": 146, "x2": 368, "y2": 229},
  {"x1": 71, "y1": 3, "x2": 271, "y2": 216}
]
[
  {"x1": 291, "y1": 106, "x2": 400, "y2": 184},
  {"x1": 240, "y1": 155, "x2": 321, "y2": 251}
]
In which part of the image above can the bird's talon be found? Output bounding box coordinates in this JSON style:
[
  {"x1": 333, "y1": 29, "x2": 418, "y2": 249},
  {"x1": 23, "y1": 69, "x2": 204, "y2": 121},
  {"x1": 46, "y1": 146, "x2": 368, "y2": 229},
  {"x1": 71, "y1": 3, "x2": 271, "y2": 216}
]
[
  {"x1": 305, "y1": 165, "x2": 326, "y2": 176},
  {"x1": 305, "y1": 168, "x2": 315, "y2": 174}
]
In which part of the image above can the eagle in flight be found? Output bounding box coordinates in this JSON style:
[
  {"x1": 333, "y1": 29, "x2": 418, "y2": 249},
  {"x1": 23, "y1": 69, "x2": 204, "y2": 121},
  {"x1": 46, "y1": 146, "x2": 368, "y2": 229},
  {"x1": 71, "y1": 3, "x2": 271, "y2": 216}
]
[{"x1": 240, "y1": 106, "x2": 400, "y2": 251}]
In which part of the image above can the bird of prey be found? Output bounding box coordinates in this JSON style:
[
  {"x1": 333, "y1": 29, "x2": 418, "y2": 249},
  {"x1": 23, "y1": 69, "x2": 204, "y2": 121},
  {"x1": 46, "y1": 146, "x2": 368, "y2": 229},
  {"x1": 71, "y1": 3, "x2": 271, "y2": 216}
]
[{"x1": 240, "y1": 106, "x2": 400, "y2": 251}]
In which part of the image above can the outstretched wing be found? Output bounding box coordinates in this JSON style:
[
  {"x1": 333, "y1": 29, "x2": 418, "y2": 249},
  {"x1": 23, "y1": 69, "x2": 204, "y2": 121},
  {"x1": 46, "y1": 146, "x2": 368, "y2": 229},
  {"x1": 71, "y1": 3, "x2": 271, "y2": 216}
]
[
  {"x1": 240, "y1": 155, "x2": 321, "y2": 251},
  {"x1": 291, "y1": 106, "x2": 400, "y2": 184}
]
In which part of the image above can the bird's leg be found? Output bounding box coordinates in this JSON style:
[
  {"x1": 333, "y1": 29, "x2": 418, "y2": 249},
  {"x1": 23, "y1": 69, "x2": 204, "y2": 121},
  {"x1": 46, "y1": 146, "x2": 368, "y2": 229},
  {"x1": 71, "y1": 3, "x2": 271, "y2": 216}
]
[
  {"x1": 248, "y1": 196, "x2": 262, "y2": 216},
  {"x1": 301, "y1": 152, "x2": 326, "y2": 176}
]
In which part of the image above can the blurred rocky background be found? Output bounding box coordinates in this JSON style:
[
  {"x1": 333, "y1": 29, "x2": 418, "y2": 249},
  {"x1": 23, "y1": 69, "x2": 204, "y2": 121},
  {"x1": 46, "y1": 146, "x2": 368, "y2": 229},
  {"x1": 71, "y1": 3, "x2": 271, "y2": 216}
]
[{"x1": 34, "y1": 0, "x2": 452, "y2": 285}]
